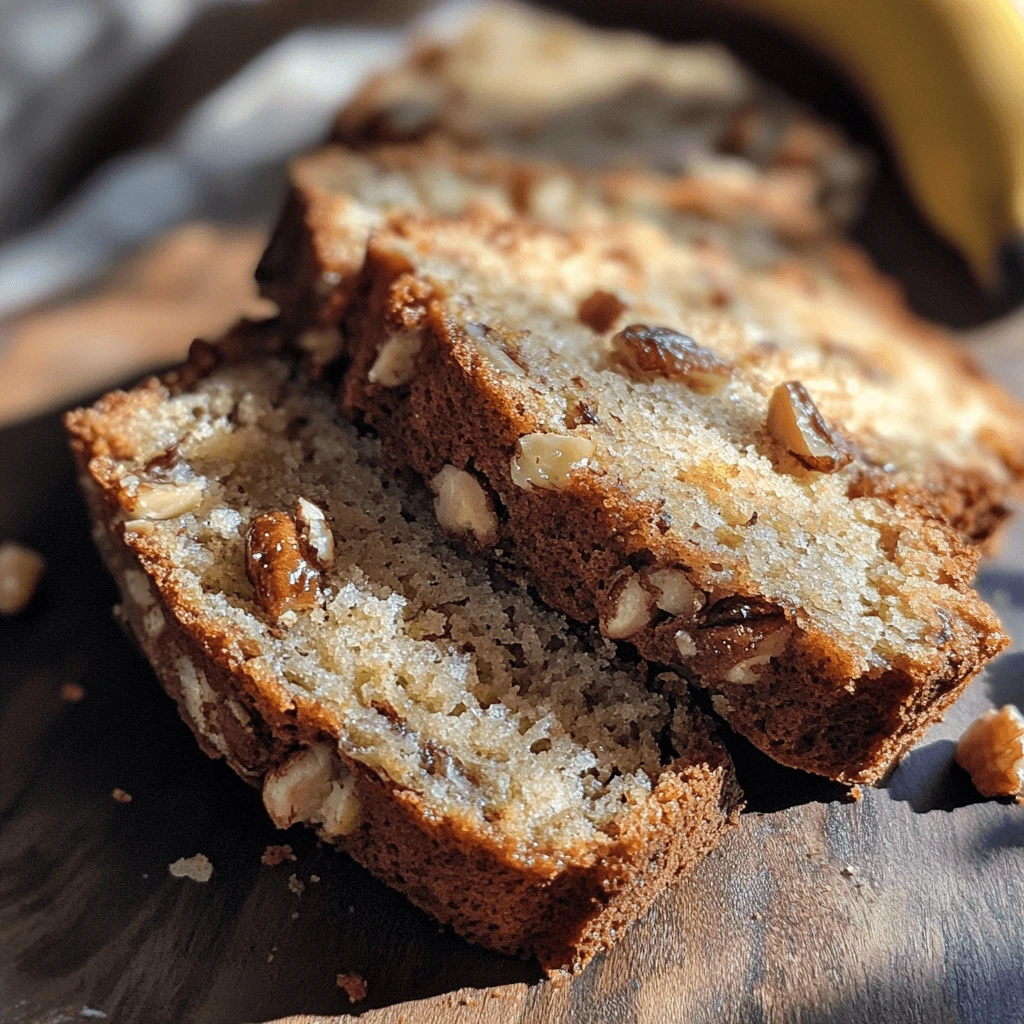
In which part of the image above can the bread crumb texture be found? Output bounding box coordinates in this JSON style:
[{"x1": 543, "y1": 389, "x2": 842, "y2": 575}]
[{"x1": 69, "y1": 359, "x2": 708, "y2": 859}]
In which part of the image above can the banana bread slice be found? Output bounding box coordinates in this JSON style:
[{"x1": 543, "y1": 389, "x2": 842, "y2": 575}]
[
  {"x1": 65, "y1": 323, "x2": 740, "y2": 974},
  {"x1": 334, "y1": 2, "x2": 867, "y2": 236},
  {"x1": 340, "y1": 208, "x2": 1017, "y2": 784},
  {"x1": 257, "y1": 141, "x2": 836, "y2": 340}
]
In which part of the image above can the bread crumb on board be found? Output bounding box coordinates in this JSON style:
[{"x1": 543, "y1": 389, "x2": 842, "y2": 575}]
[
  {"x1": 336, "y1": 972, "x2": 367, "y2": 1003},
  {"x1": 261, "y1": 844, "x2": 296, "y2": 866},
  {"x1": 61, "y1": 682, "x2": 86, "y2": 702},
  {"x1": 0, "y1": 541, "x2": 44, "y2": 615},
  {"x1": 168, "y1": 854, "x2": 213, "y2": 882},
  {"x1": 112, "y1": 788, "x2": 132, "y2": 804},
  {"x1": 79, "y1": 1009, "x2": 107, "y2": 1019},
  {"x1": 288, "y1": 873, "x2": 305, "y2": 895}
]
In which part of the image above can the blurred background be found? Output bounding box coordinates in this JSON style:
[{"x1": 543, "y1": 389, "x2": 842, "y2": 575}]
[{"x1": 1, "y1": 0, "x2": 1023, "y2": 424}]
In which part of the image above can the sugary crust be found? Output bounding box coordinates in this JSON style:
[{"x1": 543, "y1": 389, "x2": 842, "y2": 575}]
[
  {"x1": 65, "y1": 343, "x2": 740, "y2": 974},
  {"x1": 341, "y1": 229, "x2": 1009, "y2": 784}
]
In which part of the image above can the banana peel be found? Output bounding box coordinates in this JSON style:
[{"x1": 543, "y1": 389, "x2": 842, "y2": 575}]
[{"x1": 726, "y1": 0, "x2": 1024, "y2": 286}]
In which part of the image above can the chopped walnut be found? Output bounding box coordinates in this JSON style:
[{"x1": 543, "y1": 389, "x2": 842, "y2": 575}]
[
  {"x1": 510, "y1": 433, "x2": 595, "y2": 490},
  {"x1": 956, "y1": 705, "x2": 1024, "y2": 798},
  {"x1": 601, "y1": 575, "x2": 653, "y2": 639},
  {"x1": 0, "y1": 542, "x2": 44, "y2": 615},
  {"x1": 646, "y1": 569, "x2": 697, "y2": 616},
  {"x1": 429, "y1": 465, "x2": 498, "y2": 546},
  {"x1": 766, "y1": 381, "x2": 850, "y2": 473},
  {"x1": 609, "y1": 324, "x2": 732, "y2": 393},
  {"x1": 465, "y1": 322, "x2": 526, "y2": 377},
  {"x1": 295, "y1": 498, "x2": 335, "y2": 569},
  {"x1": 367, "y1": 330, "x2": 421, "y2": 387},
  {"x1": 245, "y1": 512, "x2": 320, "y2": 619},
  {"x1": 131, "y1": 480, "x2": 206, "y2": 520},
  {"x1": 578, "y1": 290, "x2": 627, "y2": 334},
  {"x1": 262, "y1": 744, "x2": 361, "y2": 836}
]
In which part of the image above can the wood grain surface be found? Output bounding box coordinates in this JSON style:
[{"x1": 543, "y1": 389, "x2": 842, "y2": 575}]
[{"x1": 1, "y1": 228, "x2": 1023, "y2": 1024}]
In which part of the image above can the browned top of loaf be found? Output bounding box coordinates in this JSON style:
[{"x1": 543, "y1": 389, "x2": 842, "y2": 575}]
[
  {"x1": 354, "y1": 208, "x2": 1014, "y2": 686},
  {"x1": 334, "y1": 1, "x2": 867, "y2": 238}
]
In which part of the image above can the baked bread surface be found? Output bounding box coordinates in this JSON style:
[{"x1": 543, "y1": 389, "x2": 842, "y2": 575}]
[
  {"x1": 340, "y1": 209, "x2": 1015, "y2": 783},
  {"x1": 65, "y1": 327, "x2": 740, "y2": 973},
  {"x1": 334, "y1": 2, "x2": 867, "y2": 237}
]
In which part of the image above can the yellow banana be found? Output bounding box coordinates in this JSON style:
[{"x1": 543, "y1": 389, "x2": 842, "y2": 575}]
[{"x1": 726, "y1": 0, "x2": 1024, "y2": 286}]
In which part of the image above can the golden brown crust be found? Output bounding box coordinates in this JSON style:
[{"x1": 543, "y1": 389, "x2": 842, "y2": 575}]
[
  {"x1": 340, "y1": 224, "x2": 1009, "y2": 785},
  {"x1": 65, "y1": 340, "x2": 740, "y2": 974}
]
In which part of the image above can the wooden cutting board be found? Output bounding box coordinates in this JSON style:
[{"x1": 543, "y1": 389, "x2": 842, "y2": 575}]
[{"x1": 1, "y1": 224, "x2": 1023, "y2": 1023}]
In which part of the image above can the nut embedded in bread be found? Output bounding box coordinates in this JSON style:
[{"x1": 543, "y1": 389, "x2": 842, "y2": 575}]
[
  {"x1": 340, "y1": 207, "x2": 1017, "y2": 784},
  {"x1": 65, "y1": 336, "x2": 740, "y2": 973}
]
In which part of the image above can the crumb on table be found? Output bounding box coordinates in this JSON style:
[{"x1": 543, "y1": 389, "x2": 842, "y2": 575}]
[
  {"x1": 61, "y1": 682, "x2": 86, "y2": 702},
  {"x1": 261, "y1": 843, "x2": 296, "y2": 866},
  {"x1": 336, "y1": 972, "x2": 367, "y2": 1003},
  {"x1": 112, "y1": 788, "x2": 132, "y2": 803},
  {"x1": 168, "y1": 854, "x2": 213, "y2": 882}
]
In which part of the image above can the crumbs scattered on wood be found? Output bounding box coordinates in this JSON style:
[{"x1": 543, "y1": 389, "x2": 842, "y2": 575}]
[
  {"x1": 309, "y1": 873, "x2": 321, "y2": 883},
  {"x1": 336, "y1": 972, "x2": 367, "y2": 1003},
  {"x1": 261, "y1": 844, "x2": 296, "y2": 866},
  {"x1": 111, "y1": 788, "x2": 132, "y2": 803},
  {"x1": 62, "y1": 682, "x2": 86, "y2": 702},
  {"x1": 287, "y1": 873, "x2": 305, "y2": 896},
  {"x1": 168, "y1": 854, "x2": 213, "y2": 882},
  {"x1": 80, "y1": 1009, "x2": 107, "y2": 1019}
]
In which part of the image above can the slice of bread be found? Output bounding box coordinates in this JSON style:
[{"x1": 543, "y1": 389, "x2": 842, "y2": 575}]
[
  {"x1": 258, "y1": 144, "x2": 1024, "y2": 548},
  {"x1": 65, "y1": 322, "x2": 740, "y2": 974},
  {"x1": 334, "y1": 2, "x2": 867, "y2": 236},
  {"x1": 339, "y1": 207, "x2": 1017, "y2": 784},
  {"x1": 257, "y1": 142, "x2": 833, "y2": 340}
]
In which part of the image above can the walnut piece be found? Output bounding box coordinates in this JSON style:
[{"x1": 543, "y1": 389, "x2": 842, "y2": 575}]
[
  {"x1": 245, "y1": 511, "x2": 320, "y2": 619},
  {"x1": 510, "y1": 433, "x2": 595, "y2": 490},
  {"x1": 367, "y1": 330, "x2": 421, "y2": 387},
  {"x1": 766, "y1": 381, "x2": 851, "y2": 473},
  {"x1": 602, "y1": 575, "x2": 653, "y2": 639},
  {"x1": 723, "y1": 626, "x2": 792, "y2": 683},
  {"x1": 465, "y1": 322, "x2": 526, "y2": 377},
  {"x1": 262, "y1": 744, "x2": 361, "y2": 836},
  {"x1": 0, "y1": 542, "x2": 44, "y2": 615},
  {"x1": 131, "y1": 480, "x2": 206, "y2": 520},
  {"x1": 610, "y1": 324, "x2": 732, "y2": 393},
  {"x1": 956, "y1": 705, "x2": 1024, "y2": 798},
  {"x1": 429, "y1": 465, "x2": 498, "y2": 546},
  {"x1": 295, "y1": 498, "x2": 335, "y2": 569},
  {"x1": 578, "y1": 289, "x2": 627, "y2": 334},
  {"x1": 647, "y1": 568, "x2": 698, "y2": 616}
]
